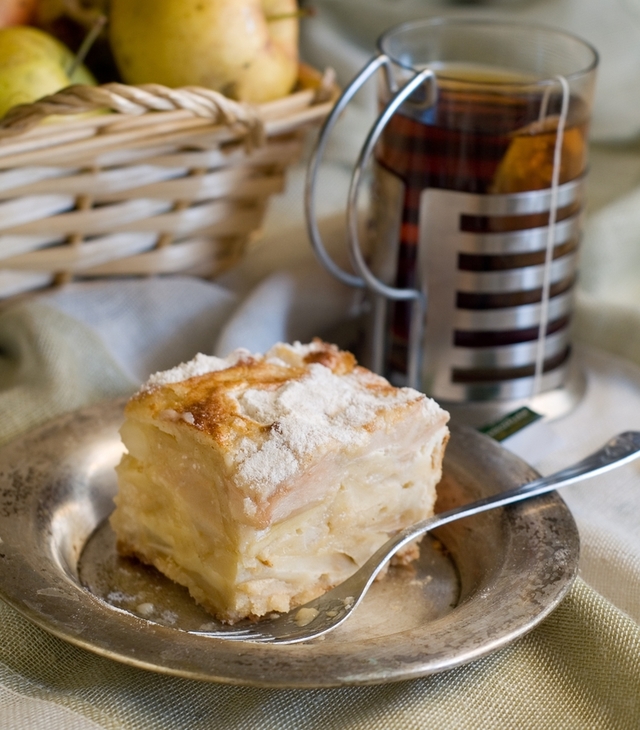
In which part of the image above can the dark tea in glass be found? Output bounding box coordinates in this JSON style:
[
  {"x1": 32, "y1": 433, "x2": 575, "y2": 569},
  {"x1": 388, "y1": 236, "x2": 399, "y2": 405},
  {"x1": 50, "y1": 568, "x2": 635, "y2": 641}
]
[
  {"x1": 374, "y1": 62, "x2": 590, "y2": 381},
  {"x1": 307, "y1": 19, "x2": 597, "y2": 422}
]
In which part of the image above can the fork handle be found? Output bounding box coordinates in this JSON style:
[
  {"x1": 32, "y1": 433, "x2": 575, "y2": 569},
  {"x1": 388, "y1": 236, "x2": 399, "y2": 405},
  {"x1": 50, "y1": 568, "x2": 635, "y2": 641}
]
[{"x1": 361, "y1": 431, "x2": 640, "y2": 588}]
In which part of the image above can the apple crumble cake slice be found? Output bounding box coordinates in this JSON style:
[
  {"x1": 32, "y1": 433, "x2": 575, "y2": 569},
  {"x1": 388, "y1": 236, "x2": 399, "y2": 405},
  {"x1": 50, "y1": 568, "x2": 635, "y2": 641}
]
[{"x1": 111, "y1": 340, "x2": 450, "y2": 623}]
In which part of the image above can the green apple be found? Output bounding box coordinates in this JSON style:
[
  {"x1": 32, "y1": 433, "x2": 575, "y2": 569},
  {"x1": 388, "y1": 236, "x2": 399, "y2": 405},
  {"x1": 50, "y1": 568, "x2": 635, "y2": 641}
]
[
  {"x1": 0, "y1": 25, "x2": 95, "y2": 119},
  {"x1": 109, "y1": 0, "x2": 299, "y2": 103}
]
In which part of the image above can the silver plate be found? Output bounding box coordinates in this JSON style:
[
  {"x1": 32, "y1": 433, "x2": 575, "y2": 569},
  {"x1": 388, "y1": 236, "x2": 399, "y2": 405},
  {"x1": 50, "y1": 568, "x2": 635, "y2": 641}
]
[{"x1": 0, "y1": 399, "x2": 579, "y2": 688}]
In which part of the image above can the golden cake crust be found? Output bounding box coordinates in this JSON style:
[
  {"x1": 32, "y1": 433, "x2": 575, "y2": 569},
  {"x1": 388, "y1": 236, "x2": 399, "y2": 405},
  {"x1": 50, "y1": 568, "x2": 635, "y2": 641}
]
[
  {"x1": 127, "y1": 342, "x2": 361, "y2": 442},
  {"x1": 125, "y1": 340, "x2": 397, "y2": 447}
]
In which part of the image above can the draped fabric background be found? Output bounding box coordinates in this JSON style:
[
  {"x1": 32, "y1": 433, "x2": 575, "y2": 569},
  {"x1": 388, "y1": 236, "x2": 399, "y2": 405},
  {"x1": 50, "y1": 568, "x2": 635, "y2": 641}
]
[{"x1": 2, "y1": 1, "x2": 640, "y2": 727}]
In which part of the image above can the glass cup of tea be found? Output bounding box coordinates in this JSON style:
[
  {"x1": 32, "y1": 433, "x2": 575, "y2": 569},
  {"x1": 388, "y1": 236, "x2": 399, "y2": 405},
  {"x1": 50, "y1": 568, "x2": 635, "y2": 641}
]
[{"x1": 306, "y1": 18, "x2": 598, "y2": 426}]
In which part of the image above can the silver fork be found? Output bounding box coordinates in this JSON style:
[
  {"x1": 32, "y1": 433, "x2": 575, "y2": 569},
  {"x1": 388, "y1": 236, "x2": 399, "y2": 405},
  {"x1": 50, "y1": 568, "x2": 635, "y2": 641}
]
[{"x1": 190, "y1": 431, "x2": 640, "y2": 645}]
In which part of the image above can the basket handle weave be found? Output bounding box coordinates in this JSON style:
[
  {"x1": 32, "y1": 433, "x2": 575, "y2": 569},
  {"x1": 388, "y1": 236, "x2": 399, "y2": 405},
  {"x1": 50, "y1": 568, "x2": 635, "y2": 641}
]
[{"x1": 0, "y1": 82, "x2": 266, "y2": 147}]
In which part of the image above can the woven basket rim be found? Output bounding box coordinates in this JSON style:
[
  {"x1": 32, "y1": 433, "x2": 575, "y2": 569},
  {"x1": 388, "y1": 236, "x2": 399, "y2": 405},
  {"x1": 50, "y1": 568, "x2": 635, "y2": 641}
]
[
  {"x1": 0, "y1": 64, "x2": 339, "y2": 300},
  {"x1": 0, "y1": 63, "x2": 338, "y2": 140}
]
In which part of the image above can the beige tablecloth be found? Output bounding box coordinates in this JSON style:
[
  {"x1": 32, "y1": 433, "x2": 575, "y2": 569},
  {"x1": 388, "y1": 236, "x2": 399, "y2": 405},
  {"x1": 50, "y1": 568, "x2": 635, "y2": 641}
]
[
  {"x1": 2, "y1": 2, "x2": 640, "y2": 726},
  {"x1": 1, "y1": 161, "x2": 640, "y2": 728}
]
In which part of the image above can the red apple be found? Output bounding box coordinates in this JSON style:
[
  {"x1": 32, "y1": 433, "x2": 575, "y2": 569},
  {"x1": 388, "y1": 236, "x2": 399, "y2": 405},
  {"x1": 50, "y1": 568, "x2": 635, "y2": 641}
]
[{"x1": 0, "y1": 0, "x2": 38, "y2": 27}]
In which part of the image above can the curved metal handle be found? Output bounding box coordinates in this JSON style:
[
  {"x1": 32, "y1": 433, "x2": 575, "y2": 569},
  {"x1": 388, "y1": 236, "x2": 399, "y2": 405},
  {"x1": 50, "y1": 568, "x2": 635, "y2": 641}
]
[
  {"x1": 346, "y1": 67, "x2": 436, "y2": 388},
  {"x1": 305, "y1": 54, "x2": 393, "y2": 288},
  {"x1": 347, "y1": 67, "x2": 436, "y2": 303},
  {"x1": 306, "y1": 59, "x2": 437, "y2": 389}
]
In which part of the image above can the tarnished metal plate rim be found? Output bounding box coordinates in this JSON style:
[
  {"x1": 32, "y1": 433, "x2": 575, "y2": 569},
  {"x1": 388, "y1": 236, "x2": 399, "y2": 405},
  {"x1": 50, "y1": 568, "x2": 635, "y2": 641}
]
[{"x1": 0, "y1": 399, "x2": 579, "y2": 688}]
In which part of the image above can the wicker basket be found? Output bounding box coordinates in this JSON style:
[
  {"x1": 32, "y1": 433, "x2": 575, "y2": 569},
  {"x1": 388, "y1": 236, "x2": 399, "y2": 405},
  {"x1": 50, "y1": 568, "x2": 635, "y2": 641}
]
[{"x1": 0, "y1": 65, "x2": 337, "y2": 300}]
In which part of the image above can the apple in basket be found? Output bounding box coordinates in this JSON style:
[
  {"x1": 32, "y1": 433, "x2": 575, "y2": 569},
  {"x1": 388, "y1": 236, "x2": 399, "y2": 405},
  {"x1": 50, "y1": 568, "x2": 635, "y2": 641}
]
[
  {"x1": 0, "y1": 25, "x2": 96, "y2": 119},
  {"x1": 109, "y1": 0, "x2": 299, "y2": 103}
]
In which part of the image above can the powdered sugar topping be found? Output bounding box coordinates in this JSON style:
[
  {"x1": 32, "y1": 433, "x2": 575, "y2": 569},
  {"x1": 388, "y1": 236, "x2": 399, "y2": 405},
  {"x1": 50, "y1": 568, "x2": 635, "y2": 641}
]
[
  {"x1": 140, "y1": 341, "x2": 330, "y2": 392},
  {"x1": 141, "y1": 350, "x2": 252, "y2": 392},
  {"x1": 141, "y1": 342, "x2": 441, "y2": 499},
  {"x1": 231, "y1": 356, "x2": 425, "y2": 496}
]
